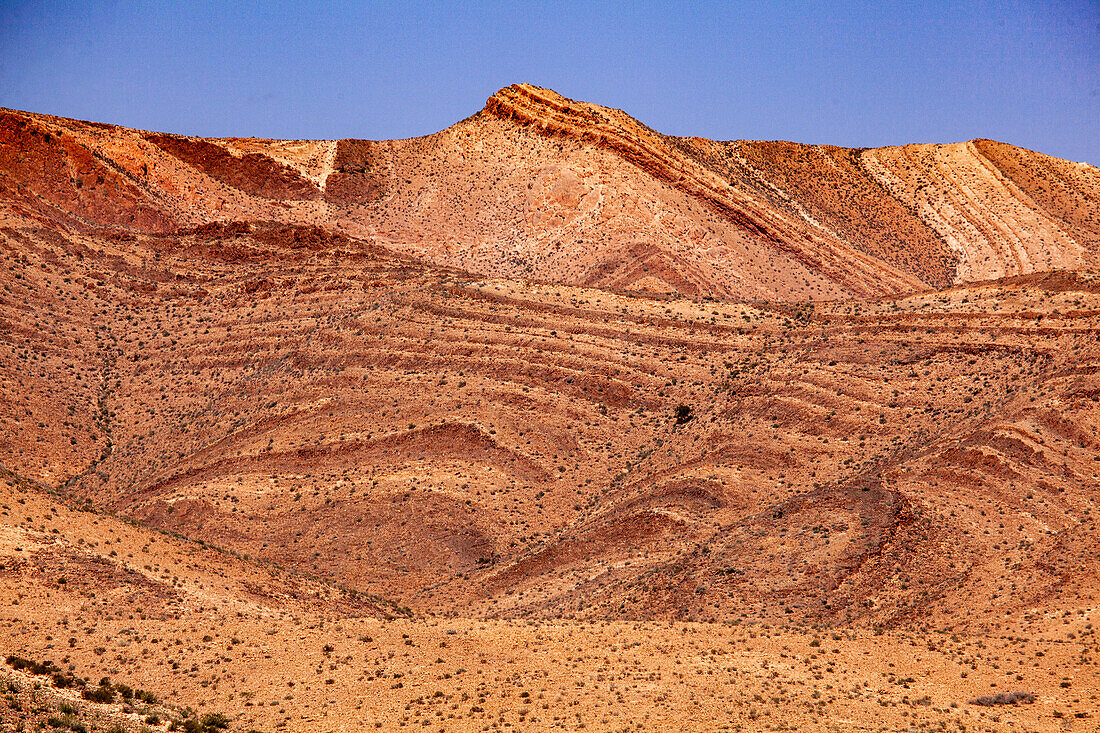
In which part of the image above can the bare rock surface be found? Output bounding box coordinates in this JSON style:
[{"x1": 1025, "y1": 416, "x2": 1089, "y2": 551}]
[{"x1": 1, "y1": 86, "x2": 1098, "y2": 731}]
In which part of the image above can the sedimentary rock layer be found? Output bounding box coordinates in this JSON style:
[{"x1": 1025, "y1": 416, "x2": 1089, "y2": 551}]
[{"x1": 2, "y1": 85, "x2": 1095, "y2": 300}]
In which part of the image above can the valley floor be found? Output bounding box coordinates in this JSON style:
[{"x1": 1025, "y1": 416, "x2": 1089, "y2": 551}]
[{"x1": 3, "y1": 582, "x2": 1096, "y2": 732}]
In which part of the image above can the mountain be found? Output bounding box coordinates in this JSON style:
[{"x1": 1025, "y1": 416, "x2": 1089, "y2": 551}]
[
  {"x1": 2, "y1": 86, "x2": 1098, "y2": 731},
  {"x1": 3, "y1": 84, "x2": 1098, "y2": 300}
]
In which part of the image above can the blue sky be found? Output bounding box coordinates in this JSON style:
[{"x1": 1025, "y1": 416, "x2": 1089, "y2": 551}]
[{"x1": 1, "y1": 1, "x2": 1097, "y2": 163}]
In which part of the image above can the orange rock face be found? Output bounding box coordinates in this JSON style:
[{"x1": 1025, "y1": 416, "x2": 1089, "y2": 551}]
[
  {"x1": 1, "y1": 86, "x2": 1098, "y2": 732},
  {"x1": 3, "y1": 84, "x2": 1096, "y2": 299}
]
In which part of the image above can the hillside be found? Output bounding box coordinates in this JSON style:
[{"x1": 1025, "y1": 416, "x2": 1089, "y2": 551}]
[
  {"x1": 3, "y1": 84, "x2": 1098, "y2": 300},
  {"x1": 3, "y1": 220, "x2": 1097, "y2": 629},
  {"x1": 2, "y1": 86, "x2": 1099, "y2": 730}
]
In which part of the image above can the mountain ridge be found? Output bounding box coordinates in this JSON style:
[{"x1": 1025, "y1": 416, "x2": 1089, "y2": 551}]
[{"x1": 3, "y1": 84, "x2": 1097, "y2": 301}]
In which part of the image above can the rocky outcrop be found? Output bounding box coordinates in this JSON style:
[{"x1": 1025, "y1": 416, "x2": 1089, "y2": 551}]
[
  {"x1": 480, "y1": 86, "x2": 1099, "y2": 295},
  {"x1": 483, "y1": 84, "x2": 929, "y2": 297},
  {"x1": 862, "y1": 140, "x2": 1099, "y2": 281},
  {"x1": 146, "y1": 133, "x2": 322, "y2": 200},
  {"x1": 0, "y1": 111, "x2": 175, "y2": 231}
]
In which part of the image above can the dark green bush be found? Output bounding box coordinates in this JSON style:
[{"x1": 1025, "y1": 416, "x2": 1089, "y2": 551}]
[
  {"x1": 81, "y1": 684, "x2": 115, "y2": 703},
  {"x1": 201, "y1": 712, "x2": 230, "y2": 729},
  {"x1": 135, "y1": 689, "x2": 160, "y2": 704}
]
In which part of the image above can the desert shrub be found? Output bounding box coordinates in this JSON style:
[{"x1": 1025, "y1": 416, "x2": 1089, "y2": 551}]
[
  {"x1": 51, "y1": 671, "x2": 84, "y2": 689},
  {"x1": 6, "y1": 654, "x2": 57, "y2": 675},
  {"x1": 970, "y1": 691, "x2": 1035, "y2": 706},
  {"x1": 135, "y1": 688, "x2": 160, "y2": 704},
  {"x1": 201, "y1": 712, "x2": 230, "y2": 729},
  {"x1": 82, "y1": 683, "x2": 115, "y2": 703},
  {"x1": 171, "y1": 712, "x2": 231, "y2": 732}
]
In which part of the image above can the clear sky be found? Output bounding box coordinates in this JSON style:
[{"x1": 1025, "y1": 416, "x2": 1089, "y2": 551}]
[{"x1": 1, "y1": 1, "x2": 1097, "y2": 163}]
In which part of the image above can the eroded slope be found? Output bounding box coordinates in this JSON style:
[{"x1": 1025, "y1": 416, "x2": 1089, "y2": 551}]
[
  {"x1": 3, "y1": 84, "x2": 1097, "y2": 301},
  {"x1": 3, "y1": 223, "x2": 1097, "y2": 632}
]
